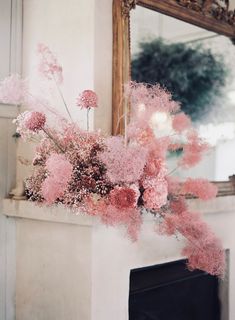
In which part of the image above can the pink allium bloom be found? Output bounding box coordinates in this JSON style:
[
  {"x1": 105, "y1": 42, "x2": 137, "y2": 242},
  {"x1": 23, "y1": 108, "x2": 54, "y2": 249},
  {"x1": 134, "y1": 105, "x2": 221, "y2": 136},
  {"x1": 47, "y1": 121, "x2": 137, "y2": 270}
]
[
  {"x1": 76, "y1": 90, "x2": 98, "y2": 109},
  {"x1": 143, "y1": 179, "x2": 168, "y2": 210},
  {"x1": 109, "y1": 185, "x2": 140, "y2": 209},
  {"x1": 99, "y1": 136, "x2": 147, "y2": 184},
  {"x1": 42, "y1": 153, "x2": 73, "y2": 204},
  {"x1": 23, "y1": 111, "x2": 46, "y2": 132},
  {"x1": 37, "y1": 43, "x2": 63, "y2": 84},
  {"x1": 182, "y1": 178, "x2": 218, "y2": 200},
  {"x1": 180, "y1": 131, "x2": 209, "y2": 168},
  {"x1": 0, "y1": 74, "x2": 27, "y2": 105},
  {"x1": 172, "y1": 112, "x2": 191, "y2": 133}
]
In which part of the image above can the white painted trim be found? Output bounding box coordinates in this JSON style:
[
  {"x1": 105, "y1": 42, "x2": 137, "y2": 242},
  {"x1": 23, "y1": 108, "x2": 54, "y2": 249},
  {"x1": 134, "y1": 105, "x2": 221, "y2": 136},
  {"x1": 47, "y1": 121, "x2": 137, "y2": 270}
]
[{"x1": 0, "y1": 104, "x2": 19, "y2": 119}]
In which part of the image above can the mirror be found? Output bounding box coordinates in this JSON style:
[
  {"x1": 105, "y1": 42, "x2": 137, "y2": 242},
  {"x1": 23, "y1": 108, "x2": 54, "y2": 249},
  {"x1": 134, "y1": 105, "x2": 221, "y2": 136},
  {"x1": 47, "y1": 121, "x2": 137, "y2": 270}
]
[
  {"x1": 130, "y1": 6, "x2": 235, "y2": 180},
  {"x1": 112, "y1": 0, "x2": 235, "y2": 186}
]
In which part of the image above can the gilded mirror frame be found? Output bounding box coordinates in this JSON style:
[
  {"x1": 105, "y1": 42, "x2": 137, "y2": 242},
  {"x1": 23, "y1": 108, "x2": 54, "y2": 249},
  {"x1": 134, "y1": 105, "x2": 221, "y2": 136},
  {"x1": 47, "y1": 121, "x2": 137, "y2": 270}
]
[{"x1": 112, "y1": 0, "x2": 235, "y2": 195}]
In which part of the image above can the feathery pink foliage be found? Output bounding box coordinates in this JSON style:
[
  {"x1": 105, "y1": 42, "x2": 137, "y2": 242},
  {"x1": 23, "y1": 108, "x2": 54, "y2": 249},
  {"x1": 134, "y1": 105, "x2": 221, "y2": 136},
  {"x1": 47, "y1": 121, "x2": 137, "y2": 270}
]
[
  {"x1": 77, "y1": 90, "x2": 98, "y2": 109},
  {"x1": 38, "y1": 43, "x2": 63, "y2": 84},
  {"x1": 159, "y1": 210, "x2": 225, "y2": 277},
  {"x1": 42, "y1": 154, "x2": 73, "y2": 204},
  {"x1": 99, "y1": 136, "x2": 147, "y2": 183},
  {"x1": 180, "y1": 131, "x2": 209, "y2": 168},
  {"x1": 126, "y1": 82, "x2": 180, "y2": 116},
  {"x1": 172, "y1": 112, "x2": 191, "y2": 132},
  {"x1": 182, "y1": 178, "x2": 218, "y2": 200},
  {"x1": 0, "y1": 74, "x2": 27, "y2": 105}
]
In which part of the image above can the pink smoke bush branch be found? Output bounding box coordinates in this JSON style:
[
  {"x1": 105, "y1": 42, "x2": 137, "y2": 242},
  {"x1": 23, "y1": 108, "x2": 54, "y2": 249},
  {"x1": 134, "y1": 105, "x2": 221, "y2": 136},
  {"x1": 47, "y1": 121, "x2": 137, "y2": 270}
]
[{"x1": 5, "y1": 45, "x2": 225, "y2": 277}]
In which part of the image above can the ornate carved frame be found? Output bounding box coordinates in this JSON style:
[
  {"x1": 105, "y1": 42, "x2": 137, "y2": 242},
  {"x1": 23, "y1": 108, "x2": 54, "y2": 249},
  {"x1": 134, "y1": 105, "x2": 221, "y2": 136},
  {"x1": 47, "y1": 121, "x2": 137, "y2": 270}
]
[
  {"x1": 112, "y1": 0, "x2": 235, "y2": 135},
  {"x1": 112, "y1": 0, "x2": 235, "y2": 195}
]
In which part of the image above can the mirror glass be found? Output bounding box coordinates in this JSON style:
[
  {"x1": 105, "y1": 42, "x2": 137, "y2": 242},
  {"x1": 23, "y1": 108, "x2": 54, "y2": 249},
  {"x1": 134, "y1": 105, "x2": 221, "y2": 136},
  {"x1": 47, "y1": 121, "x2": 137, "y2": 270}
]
[{"x1": 131, "y1": 5, "x2": 235, "y2": 181}]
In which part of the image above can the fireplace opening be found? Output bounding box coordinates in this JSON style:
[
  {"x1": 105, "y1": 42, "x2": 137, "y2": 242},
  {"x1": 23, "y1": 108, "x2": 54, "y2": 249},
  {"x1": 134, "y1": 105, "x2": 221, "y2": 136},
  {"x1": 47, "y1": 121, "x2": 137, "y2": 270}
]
[{"x1": 129, "y1": 259, "x2": 221, "y2": 320}]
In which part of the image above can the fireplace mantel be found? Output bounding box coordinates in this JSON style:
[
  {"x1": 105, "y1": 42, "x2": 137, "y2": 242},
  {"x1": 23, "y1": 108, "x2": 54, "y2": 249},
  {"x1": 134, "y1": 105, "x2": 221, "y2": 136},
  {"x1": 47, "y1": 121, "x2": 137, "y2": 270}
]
[
  {"x1": 1, "y1": 196, "x2": 235, "y2": 320},
  {"x1": 3, "y1": 195, "x2": 235, "y2": 225}
]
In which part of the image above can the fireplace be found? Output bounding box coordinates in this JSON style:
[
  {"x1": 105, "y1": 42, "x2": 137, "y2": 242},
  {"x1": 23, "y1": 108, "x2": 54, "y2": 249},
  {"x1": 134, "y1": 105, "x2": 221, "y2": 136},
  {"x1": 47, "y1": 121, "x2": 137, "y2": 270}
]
[{"x1": 129, "y1": 259, "x2": 223, "y2": 320}]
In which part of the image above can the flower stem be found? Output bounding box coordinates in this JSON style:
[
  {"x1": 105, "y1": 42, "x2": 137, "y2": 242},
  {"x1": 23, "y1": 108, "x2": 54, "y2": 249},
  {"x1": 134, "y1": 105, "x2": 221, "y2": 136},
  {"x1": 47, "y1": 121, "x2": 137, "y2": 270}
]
[
  {"x1": 53, "y1": 75, "x2": 73, "y2": 121},
  {"x1": 42, "y1": 128, "x2": 64, "y2": 152},
  {"x1": 87, "y1": 108, "x2": 90, "y2": 131}
]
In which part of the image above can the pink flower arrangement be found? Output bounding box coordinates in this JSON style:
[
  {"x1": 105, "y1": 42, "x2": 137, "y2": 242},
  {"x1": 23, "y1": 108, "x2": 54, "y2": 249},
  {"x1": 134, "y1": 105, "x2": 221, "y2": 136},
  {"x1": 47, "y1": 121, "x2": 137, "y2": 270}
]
[
  {"x1": 9, "y1": 45, "x2": 225, "y2": 277},
  {"x1": 0, "y1": 74, "x2": 27, "y2": 105}
]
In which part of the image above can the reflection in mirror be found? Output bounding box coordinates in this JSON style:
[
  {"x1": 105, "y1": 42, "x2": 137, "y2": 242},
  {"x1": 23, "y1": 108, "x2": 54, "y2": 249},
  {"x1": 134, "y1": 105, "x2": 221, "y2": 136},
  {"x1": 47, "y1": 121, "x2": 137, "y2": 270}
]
[{"x1": 131, "y1": 6, "x2": 235, "y2": 181}]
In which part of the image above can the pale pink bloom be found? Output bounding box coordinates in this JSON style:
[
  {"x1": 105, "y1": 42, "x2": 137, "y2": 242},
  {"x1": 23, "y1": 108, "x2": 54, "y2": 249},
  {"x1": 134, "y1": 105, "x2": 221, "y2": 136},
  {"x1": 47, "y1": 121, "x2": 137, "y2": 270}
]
[
  {"x1": 0, "y1": 74, "x2": 27, "y2": 105},
  {"x1": 144, "y1": 157, "x2": 167, "y2": 178},
  {"x1": 99, "y1": 136, "x2": 147, "y2": 184},
  {"x1": 109, "y1": 185, "x2": 140, "y2": 209},
  {"x1": 172, "y1": 112, "x2": 191, "y2": 133},
  {"x1": 182, "y1": 178, "x2": 218, "y2": 200},
  {"x1": 143, "y1": 179, "x2": 168, "y2": 210},
  {"x1": 76, "y1": 90, "x2": 98, "y2": 109},
  {"x1": 23, "y1": 111, "x2": 46, "y2": 132},
  {"x1": 46, "y1": 153, "x2": 73, "y2": 184},
  {"x1": 41, "y1": 153, "x2": 73, "y2": 204},
  {"x1": 180, "y1": 131, "x2": 209, "y2": 168},
  {"x1": 41, "y1": 177, "x2": 65, "y2": 204},
  {"x1": 37, "y1": 43, "x2": 63, "y2": 84}
]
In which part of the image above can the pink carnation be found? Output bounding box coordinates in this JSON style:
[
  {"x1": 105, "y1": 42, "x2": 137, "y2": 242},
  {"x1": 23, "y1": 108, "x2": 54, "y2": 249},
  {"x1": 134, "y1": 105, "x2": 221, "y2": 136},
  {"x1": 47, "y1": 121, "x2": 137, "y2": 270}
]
[
  {"x1": 109, "y1": 185, "x2": 140, "y2": 209},
  {"x1": 76, "y1": 90, "x2": 98, "y2": 109},
  {"x1": 182, "y1": 178, "x2": 218, "y2": 200},
  {"x1": 38, "y1": 43, "x2": 63, "y2": 84},
  {"x1": 144, "y1": 157, "x2": 166, "y2": 178},
  {"x1": 23, "y1": 111, "x2": 46, "y2": 132},
  {"x1": 172, "y1": 112, "x2": 191, "y2": 133},
  {"x1": 143, "y1": 179, "x2": 168, "y2": 210},
  {"x1": 0, "y1": 74, "x2": 27, "y2": 105}
]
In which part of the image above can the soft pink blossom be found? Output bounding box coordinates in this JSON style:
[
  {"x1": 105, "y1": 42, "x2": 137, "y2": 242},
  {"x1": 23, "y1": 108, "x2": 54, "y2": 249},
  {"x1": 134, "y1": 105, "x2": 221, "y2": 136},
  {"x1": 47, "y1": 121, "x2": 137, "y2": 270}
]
[
  {"x1": 109, "y1": 185, "x2": 140, "y2": 209},
  {"x1": 144, "y1": 157, "x2": 167, "y2": 178},
  {"x1": 76, "y1": 90, "x2": 98, "y2": 109},
  {"x1": 37, "y1": 43, "x2": 63, "y2": 84},
  {"x1": 143, "y1": 178, "x2": 168, "y2": 210},
  {"x1": 99, "y1": 136, "x2": 147, "y2": 184},
  {"x1": 42, "y1": 153, "x2": 73, "y2": 204},
  {"x1": 23, "y1": 111, "x2": 46, "y2": 132},
  {"x1": 172, "y1": 112, "x2": 191, "y2": 132},
  {"x1": 0, "y1": 74, "x2": 27, "y2": 105},
  {"x1": 182, "y1": 178, "x2": 218, "y2": 200}
]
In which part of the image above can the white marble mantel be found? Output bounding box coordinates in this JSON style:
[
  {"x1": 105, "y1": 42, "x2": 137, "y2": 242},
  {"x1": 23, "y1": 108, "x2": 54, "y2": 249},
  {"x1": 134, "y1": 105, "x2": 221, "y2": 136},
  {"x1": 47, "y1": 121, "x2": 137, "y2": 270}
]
[{"x1": 2, "y1": 196, "x2": 235, "y2": 320}]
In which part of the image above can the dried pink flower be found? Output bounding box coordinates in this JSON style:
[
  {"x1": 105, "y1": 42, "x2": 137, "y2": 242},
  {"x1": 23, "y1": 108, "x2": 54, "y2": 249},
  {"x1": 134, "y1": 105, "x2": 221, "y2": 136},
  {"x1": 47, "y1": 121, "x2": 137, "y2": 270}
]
[
  {"x1": 182, "y1": 178, "x2": 218, "y2": 200},
  {"x1": 37, "y1": 43, "x2": 63, "y2": 84},
  {"x1": 99, "y1": 136, "x2": 147, "y2": 184},
  {"x1": 23, "y1": 111, "x2": 46, "y2": 132},
  {"x1": 0, "y1": 74, "x2": 27, "y2": 105},
  {"x1": 41, "y1": 153, "x2": 73, "y2": 204},
  {"x1": 76, "y1": 90, "x2": 98, "y2": 109},
  {"x1": 109, "y1": 185, "x2": 140, "y2": 209},
  {"x1": 172, "y1": 112, "x2": 191, "y2": 133},
  {"x1": 143, "y1": 178, "x2": 168, "y2": 210},
  {"x1": 180, "y1": 131, "x2": 209, "y2": 168}
]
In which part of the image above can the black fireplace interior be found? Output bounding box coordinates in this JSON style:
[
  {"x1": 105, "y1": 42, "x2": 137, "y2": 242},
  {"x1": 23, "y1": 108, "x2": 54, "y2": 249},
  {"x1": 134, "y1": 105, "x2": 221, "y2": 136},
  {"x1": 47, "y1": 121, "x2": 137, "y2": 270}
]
[{"x1": 129, "y1": 259, "x2": 221, "y2": 320}]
